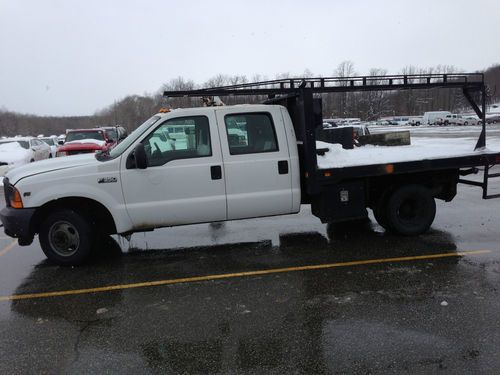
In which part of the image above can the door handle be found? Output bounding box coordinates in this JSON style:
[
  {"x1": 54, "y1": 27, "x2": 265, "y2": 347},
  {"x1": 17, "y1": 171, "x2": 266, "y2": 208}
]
[
  {"x1": 211, "y1": 165, "x2": 222, "y2": 180},
  {"x1": 278, "y1": 160, "x2": 288, "y2": 174}
]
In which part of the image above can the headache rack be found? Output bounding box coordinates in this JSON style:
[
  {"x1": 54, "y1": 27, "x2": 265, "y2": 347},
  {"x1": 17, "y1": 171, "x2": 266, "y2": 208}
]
[{"x1": 163, "y1": 73, "x2": 499, "y2": 198}]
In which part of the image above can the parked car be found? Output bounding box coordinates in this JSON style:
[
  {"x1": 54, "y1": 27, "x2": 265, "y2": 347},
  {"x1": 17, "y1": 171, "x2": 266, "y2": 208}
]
[
  {"x1": 486, "y1": 115, "x2": 500, "y2": 124},
  {"x1": 435, "y1": 114, "x2": 478, "y2": 126},
  {"x1": 38, "y1": 136, "x2": 59, "y2": 157},
  {"x1": 388, "y1": 117, "x2": 410, "y2": 126},
  {"x1": 0, "y1": 137, "x2": 51, "y2": 179},
  {"x1": 0, "y1": 137, "x2": 51, "y2": 161},
  {"x1": 457, "y1": 116, "x2": 481, "y2": 126},
  {"x1": 408, "y1": 116, "x2": 423, "y2": 126},
  {"x1": 56, "y1": 128, "x2": 116, "y2": 156},
  {"x1": 423, "y1": 111, "x2": 451, "y2": 125},
  {"x1": 435, "y1": 114, "x2": 458, "y2": 126}
]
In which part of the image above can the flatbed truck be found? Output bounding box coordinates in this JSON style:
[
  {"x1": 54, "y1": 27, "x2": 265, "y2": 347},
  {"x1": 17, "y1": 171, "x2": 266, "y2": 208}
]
[{"x1": 1, "y1": 73, "x2": 499, "y2": 265}]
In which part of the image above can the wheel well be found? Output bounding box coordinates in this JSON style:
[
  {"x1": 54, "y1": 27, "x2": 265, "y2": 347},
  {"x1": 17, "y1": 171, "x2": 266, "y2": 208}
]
[
  {"x1": 31, "y1": 197, "x2": 117, "y2": 235},
  {"x1": 366, "y1": 169, "x2": 459, "y2": 207}
]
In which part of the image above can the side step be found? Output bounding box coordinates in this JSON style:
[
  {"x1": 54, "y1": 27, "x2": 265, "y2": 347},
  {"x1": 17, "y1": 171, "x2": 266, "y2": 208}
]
[{"x1": 459, "y1": 162, "x2": 500, "y2": 199}]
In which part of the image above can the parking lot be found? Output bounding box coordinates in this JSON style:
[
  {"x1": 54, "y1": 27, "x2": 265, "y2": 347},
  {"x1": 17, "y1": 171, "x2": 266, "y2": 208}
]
[{"x1": 1, "y1": 128, "x2": 500, "y2": 374}]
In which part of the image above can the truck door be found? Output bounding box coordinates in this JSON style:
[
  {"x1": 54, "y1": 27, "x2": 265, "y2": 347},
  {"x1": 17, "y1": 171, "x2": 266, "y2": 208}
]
[
  {"x1": 216, "y1": 108, "x2": 294, "y2": 220},
  {"x1": 120, "y1": 111, "x2": 227, "y2": 228}
]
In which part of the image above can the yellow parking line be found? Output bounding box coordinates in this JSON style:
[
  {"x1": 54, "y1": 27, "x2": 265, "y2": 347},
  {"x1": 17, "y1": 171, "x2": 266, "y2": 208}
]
[
  {"x1": 0, "y1": 240, "x2": 17, "y2": 258},
  {"x1": 0, "y1": 249, "x2": 491, "y2": 302}
]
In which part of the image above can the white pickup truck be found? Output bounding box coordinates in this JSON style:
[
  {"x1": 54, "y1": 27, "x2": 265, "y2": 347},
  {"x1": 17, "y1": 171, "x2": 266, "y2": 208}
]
[
  {"x1": 2, "y1": 75, "x2": 499, "y2": 265},
  {"x1": 1, "y1": 106, "x2": 303, "y2": 264}
]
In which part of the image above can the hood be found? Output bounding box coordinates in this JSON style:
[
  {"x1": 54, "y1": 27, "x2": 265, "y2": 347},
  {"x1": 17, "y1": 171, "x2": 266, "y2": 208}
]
[
  {"x1": 58, "y1": 140, "x2": 107, "y2": 151},
  {"x1": 5, "y1": 154, "x2": 97, "y2": 185}
]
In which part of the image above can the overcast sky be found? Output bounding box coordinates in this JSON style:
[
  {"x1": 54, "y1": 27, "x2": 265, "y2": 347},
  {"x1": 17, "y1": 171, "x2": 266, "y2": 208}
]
[{"x1": 1, "y1": 0, "x2": 499, "y2": 116}]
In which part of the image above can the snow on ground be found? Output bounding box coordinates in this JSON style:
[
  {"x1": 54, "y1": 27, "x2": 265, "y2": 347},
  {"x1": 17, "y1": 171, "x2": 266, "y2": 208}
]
[{"x1": 317, "y1": 137, "x2": 500, "y2": 169}]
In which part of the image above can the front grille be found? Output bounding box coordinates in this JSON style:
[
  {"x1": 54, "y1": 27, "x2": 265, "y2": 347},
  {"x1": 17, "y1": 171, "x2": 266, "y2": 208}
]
[
  {"x1": 0, "y1": 162, "x2": 8, "y2": 166},
  {"x1": 3, "y1": 177, "x2": 13, "y2": 207}
]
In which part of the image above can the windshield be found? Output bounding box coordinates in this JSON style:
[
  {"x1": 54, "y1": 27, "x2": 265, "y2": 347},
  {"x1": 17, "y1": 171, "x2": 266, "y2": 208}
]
[
  {"x1": 106, "y1": 115, "x2": 161, "y2": 159},
  {"x1": 40, "y1": 138, "x2": 55, "y2": 146},
  {"x1": 105, "y1": 129, "x2": 118, "y2": 141},
  {"x1": 66, "y1": 130, "x2": 104, "y2": 142}
]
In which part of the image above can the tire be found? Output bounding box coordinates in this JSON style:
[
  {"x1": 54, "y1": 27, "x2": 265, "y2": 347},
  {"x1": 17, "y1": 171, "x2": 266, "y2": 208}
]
[
  {"x1": 39, "y1": 208, "x2": 95, "y2": 266},
  {"x1": 49, "y1": 154, "x2": 53, "y2": 158},
  {"x1": 386, "y1": 185, "x2": 436, "y2": 236},
  {"x1": 30, "y1": 159, "x2": 35, "y2": 163}
]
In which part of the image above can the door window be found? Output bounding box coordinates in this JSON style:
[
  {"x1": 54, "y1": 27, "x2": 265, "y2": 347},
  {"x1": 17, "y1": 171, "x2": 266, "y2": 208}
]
[
  {"x1": 224, "y1": 113, "x2": 278, "y2": 155},
  {"x1": 142, "y1": 116, "x2": 211, "y2": 167}
]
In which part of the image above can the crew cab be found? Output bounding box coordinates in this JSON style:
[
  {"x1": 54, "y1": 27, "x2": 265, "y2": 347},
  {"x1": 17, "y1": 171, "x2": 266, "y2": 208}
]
[
  {"x1": 1, "y1": 74, "x2": 499, "y2": 266},
  {"x1": 56, "y1": 128, "x2": 115, "y2": 156}
]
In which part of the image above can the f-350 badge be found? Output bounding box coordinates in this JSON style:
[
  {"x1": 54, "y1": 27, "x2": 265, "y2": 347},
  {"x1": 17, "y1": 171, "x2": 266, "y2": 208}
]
[{"x1": 98, "y1": 177, "x2": 117, "y2": 184}]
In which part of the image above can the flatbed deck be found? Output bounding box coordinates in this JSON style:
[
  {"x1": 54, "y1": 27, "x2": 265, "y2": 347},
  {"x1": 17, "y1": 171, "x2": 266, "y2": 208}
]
[{"x1": 316, "y1": 137, "x2": 500, "y2": 171}]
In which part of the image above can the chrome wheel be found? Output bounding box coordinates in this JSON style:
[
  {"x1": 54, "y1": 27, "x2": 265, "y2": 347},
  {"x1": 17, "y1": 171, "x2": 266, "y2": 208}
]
[{"x1": 48, "y1": 220, "x2": 80, "y2": 257}]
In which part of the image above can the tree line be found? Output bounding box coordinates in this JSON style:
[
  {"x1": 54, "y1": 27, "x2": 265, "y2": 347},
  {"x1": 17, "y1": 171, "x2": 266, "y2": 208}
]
[{"x1": 1, "y1": 62, "x2": 499, "y2": 137}]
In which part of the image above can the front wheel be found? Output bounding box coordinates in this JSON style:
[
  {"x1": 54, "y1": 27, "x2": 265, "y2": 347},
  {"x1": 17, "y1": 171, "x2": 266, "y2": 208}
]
[
  {"x1": 39, "y1": 209, "x2": 95, "y2": 265},
  {"x1": 386, "y1": 185, "x2": 436, "y2": 236}
]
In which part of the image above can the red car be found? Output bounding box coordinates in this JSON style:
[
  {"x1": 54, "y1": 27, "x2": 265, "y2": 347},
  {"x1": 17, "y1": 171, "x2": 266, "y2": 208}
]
[{"x1": 56, "y1": 128, "x2": 115, "y2": 156}]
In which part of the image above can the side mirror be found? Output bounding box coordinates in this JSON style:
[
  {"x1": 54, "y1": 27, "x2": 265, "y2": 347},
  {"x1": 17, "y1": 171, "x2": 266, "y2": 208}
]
[
  {"x1": 134, "y1": 143, "x2": 148, "y2": 169},
  {"x1": 106, "y1": 138, "x2": 114, "y2": 144},
  {"x1": 58, "y1": 140, "x2": 64, "y2": 145}
]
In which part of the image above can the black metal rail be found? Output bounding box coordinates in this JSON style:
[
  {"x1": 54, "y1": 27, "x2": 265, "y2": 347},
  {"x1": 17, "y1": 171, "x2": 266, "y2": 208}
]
[{"x1": 163, "y1": 73, "x2": 484, "y2": 96}]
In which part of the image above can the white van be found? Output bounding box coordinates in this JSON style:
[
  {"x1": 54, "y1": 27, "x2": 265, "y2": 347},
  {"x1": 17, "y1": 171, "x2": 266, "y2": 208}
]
[{"x1": 422, "y1": 111, "x2": 451, "y2": 125}]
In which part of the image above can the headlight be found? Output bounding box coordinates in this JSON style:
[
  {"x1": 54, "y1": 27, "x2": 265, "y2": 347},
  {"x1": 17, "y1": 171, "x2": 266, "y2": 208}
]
[
  {"x1": 4, "y1": 180, "x2": 23, "y2": 209},
  {"x1": 10, "y1": 187, "x2": 24, "y2": 208}
]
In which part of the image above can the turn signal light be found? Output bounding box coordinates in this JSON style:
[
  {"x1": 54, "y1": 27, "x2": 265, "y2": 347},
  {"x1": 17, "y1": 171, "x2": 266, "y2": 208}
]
[{"x1": 10, "y1": 188, "x2": 23, "y2": 209}]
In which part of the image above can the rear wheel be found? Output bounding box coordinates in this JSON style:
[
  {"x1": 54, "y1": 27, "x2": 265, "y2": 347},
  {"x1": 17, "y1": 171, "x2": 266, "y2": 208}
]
[
  {"x1": 386, "y1": 185, "x2": 436, "y2": 236},
  {"x1": 39, "y1": 209, "x2": 95, "y2": 265}
]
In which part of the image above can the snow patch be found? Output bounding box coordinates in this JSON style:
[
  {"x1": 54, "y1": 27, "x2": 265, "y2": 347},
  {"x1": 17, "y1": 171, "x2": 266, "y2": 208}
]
[
  {"x1": 317, "y1": 137, "x2": 500, "y2": 169},
  {"x1": 65, "y1": 139, "x2": 106, "y2": 146}
]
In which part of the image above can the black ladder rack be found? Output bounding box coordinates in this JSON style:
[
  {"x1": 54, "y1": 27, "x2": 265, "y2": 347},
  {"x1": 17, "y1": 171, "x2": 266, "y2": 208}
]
[
  {"x1": 163, "y1": 73, "x2": 488, "y2": 150},
  {"x1": 163, "y1": 73, "x2": 495, "y2": 196},
  {"x1": 163, "y1": 73, "x2": 484, "y2": 96}
]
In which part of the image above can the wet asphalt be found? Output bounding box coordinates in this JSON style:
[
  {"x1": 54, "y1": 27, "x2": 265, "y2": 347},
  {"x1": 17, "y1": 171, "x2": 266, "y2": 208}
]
[{"x1": 1, "y1": 126, "x2": 500, "y2": 374}]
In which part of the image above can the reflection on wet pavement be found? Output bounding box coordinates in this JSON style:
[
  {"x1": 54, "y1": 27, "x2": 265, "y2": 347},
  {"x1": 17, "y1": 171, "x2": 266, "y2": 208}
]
[{"x1": 1, "y1": 187, "x2": 500, "y2": 373}]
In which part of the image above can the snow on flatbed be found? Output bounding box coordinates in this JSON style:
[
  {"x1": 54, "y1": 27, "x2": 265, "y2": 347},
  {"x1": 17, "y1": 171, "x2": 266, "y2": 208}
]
[{"x1": 317, "y1": 137, "x2": 500, "y2": 169}]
